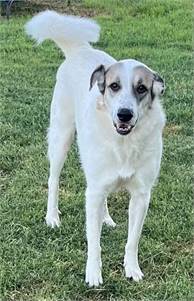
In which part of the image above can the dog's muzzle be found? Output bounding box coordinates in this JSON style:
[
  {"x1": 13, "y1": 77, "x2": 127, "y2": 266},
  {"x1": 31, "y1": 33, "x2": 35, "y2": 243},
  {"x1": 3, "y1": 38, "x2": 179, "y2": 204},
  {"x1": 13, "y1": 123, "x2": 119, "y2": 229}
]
[{"x1": 114, "y1": 108, "x2": 136, "y2": 135}]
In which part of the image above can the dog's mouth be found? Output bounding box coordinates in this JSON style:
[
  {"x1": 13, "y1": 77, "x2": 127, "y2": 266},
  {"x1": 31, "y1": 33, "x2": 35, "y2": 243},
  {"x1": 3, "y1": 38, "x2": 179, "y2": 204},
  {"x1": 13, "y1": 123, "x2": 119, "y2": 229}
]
[{"x1": 113, "y1": 122, "x2": 135, "y2": 136}]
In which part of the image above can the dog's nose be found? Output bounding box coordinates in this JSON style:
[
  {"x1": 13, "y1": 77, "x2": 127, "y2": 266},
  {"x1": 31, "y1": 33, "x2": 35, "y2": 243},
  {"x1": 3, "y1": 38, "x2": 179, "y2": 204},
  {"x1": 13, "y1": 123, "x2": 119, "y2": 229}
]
[{"x1": 117, "y1": 108, "x2": 133, "y2": 122}]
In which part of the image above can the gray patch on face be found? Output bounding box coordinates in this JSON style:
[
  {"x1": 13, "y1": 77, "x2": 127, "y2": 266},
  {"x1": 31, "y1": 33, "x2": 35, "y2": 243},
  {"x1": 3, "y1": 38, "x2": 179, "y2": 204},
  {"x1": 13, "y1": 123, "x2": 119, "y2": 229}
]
[
  {"x1": 132, "y1": 66, "x2": 155, "y2": 106},
  {"x1": 132, "y1": 79, "x2": 149, "y2": 103}
]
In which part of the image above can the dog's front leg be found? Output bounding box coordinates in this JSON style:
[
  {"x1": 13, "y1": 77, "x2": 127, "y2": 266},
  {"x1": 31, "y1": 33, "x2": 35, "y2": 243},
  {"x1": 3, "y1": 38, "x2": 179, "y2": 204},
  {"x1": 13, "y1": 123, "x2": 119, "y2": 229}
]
[
  {"x1": 124, "y1": 190, "x2": 150, "y2": 282},
  {"x1": 85, "y1": 187, "x2": 104, "y2": 287}
]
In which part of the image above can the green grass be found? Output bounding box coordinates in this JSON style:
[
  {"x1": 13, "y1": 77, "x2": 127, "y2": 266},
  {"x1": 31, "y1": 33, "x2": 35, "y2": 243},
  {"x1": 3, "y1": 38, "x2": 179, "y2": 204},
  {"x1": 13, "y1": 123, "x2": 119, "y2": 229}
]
[{"x1": 0, "y1": 0, "x2": 193, "y2": 300}]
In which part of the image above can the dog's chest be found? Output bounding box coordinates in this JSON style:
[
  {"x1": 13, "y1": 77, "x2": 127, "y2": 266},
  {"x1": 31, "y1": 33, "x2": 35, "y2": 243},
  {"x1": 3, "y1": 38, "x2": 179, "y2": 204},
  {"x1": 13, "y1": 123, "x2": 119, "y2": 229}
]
[{"x1": 111, "y1": 139, "x2": 140, "y2": 179}]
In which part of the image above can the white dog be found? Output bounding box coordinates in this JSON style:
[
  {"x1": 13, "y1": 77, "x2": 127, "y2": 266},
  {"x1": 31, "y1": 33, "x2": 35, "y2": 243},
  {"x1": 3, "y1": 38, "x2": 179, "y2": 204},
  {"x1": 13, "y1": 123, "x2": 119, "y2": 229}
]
[{"x1": 26, "y1": 11, "x2": 166, "y2": 287}]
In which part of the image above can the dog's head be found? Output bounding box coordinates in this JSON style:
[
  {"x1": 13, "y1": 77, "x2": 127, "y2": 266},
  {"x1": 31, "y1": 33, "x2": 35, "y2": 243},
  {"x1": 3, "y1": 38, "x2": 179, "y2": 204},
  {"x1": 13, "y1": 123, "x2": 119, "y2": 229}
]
[{"x1": 90, "y1": 59, "x2": 165, "y2": 135}]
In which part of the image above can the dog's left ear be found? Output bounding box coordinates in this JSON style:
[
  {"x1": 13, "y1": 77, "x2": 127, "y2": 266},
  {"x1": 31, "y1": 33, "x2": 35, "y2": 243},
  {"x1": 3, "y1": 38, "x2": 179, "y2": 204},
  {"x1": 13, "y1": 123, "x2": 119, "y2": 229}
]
[
  {"x1": 89, "y1": 64, "x2": 106, "y2": 94},
  {"x1": 152, "y1": 73, "x2": 165, "y2": 98}
]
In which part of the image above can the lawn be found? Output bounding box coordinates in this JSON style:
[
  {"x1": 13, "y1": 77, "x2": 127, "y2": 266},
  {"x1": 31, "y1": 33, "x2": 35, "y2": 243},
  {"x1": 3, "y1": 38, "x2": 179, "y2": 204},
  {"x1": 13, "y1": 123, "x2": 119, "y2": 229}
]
[{"x1": 0, "y1": 0, "x2": 193, "y2": 300}]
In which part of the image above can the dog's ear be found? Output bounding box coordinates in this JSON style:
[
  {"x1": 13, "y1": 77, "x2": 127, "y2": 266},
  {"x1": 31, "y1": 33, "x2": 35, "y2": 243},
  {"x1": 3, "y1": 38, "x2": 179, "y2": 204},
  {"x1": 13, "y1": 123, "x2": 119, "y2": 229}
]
[
  {"x1": 89, "y1": 65, "x2": 106, "y2": 94},
  {"x1": 152, "y1": 73, "x2": 165, "y2": 98}
]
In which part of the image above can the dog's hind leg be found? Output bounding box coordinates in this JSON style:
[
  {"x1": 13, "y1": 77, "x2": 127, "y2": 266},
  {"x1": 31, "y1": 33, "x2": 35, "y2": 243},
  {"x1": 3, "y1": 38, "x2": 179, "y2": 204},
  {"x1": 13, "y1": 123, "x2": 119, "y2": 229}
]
[
  {"x1": 103, "y1": 199, "x2": 116, "y2": 227},
  {"x1": 46, "y1": 81, "x2": 75, "y2": 228}
]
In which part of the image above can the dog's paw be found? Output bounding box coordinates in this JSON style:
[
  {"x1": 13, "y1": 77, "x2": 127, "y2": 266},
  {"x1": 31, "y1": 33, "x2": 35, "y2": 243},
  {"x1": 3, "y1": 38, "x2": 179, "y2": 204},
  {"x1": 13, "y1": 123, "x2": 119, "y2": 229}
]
[
  {"x1": 124, "y1": 257, "x2": 144, "y2": 282},
  {"x1": 85, "y1": 260, "x2": 103, "y2": 287},
  {"x1": 103, "y1": 216, "x2": 116, "y2": 228},
  {"x1": 45, "y1": 210, "x2": 61, "y2": 228},
  {"x1": 125, "y1": 264, "x2": 144, "y2": 282}
]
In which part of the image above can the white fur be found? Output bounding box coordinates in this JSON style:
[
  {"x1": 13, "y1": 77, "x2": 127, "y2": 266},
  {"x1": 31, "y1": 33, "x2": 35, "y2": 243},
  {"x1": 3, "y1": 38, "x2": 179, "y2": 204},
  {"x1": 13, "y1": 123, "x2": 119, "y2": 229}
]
[{"x1": 26, "y1": 11, "x2": 166, "y2": 287}]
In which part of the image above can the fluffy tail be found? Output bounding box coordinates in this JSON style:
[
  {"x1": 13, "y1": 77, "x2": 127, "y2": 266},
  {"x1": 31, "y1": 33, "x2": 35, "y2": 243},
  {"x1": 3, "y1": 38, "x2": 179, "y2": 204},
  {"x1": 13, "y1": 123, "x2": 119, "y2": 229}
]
[{"x1": 25, "y1": 10, "x2": 100, "y2": 56}]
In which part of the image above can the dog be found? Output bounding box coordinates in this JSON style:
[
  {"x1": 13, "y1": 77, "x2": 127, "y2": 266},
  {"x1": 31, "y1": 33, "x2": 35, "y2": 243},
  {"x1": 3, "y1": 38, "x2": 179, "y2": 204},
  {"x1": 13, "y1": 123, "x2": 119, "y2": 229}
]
[{"x1": 25, "y1": 10, "x2": 166, "y2": 287}]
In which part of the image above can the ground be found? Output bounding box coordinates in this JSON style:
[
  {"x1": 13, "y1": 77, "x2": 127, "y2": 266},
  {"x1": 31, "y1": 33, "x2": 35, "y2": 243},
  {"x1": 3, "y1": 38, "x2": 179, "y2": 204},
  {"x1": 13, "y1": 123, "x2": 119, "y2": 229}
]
[{"x1": 0, "y1": 0, "x2": 193, "y2": 300}]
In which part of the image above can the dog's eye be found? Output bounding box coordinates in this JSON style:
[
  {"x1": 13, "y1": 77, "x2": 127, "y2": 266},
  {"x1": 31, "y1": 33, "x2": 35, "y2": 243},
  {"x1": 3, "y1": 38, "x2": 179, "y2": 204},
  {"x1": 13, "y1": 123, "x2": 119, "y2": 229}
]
[
  {"x1": 110, "y1": 82, "x2": 120, "y2": 92},
  {"x1": 136, "y1": 84, "x2": 147, "y2": 94}
]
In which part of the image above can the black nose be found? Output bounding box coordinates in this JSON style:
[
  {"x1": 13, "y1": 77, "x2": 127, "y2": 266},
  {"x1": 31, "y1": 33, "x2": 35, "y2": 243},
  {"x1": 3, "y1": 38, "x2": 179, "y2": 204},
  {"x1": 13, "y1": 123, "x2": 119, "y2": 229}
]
[{"x1": 117, "y1": 108, "x2": 133, "y2": 122}]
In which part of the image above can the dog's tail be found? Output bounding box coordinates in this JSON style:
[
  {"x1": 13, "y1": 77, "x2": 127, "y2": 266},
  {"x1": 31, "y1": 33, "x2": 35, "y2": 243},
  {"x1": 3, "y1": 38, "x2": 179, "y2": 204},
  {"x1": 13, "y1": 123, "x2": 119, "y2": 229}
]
[{"x1": 25, "y1": 10, "x2": 100, "y2": 56}]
